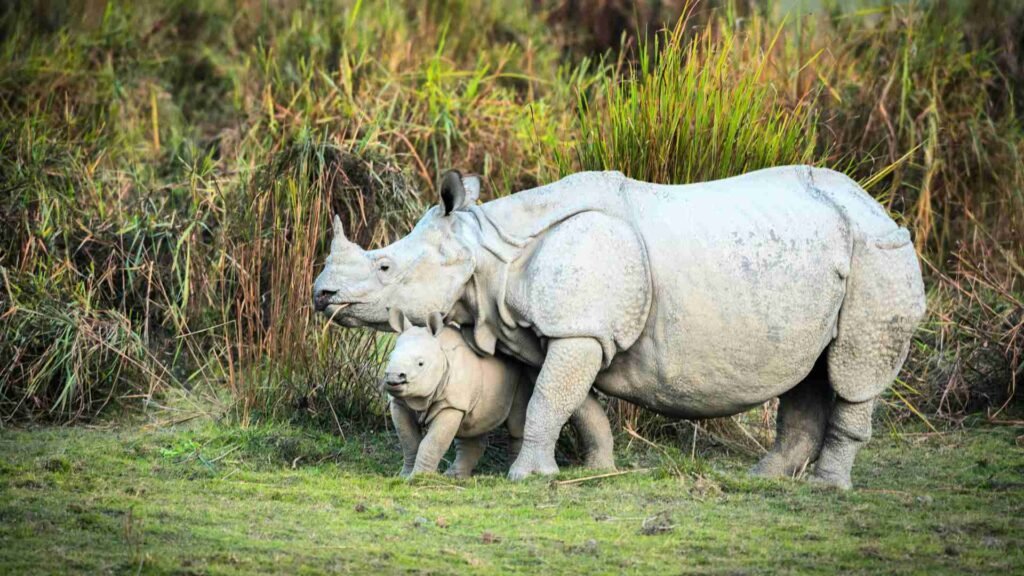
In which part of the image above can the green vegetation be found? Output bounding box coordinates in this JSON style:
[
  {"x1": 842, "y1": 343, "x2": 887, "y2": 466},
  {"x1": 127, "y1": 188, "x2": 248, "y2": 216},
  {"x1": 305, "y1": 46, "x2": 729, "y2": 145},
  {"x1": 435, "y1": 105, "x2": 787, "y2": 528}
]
[
  {"x1": 562, "y1": 20, "x2": 817, "y2": 183},
  {"x1": 1, "y1": 420, "x2": 1021, "y2": 574},
  {"x1": 0, "y1": 0, "x2": 1020, "y2": 426}
]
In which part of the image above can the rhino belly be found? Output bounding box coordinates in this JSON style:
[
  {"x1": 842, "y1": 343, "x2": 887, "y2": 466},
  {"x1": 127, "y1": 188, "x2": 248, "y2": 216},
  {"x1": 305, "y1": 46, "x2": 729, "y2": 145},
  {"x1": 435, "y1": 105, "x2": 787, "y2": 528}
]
[
  {"x1": 600, "y1": 176, "x2": 852, "y2": 417},
  {"x1": 456, "y1": 357, "x2": 520, "y2": 437}
]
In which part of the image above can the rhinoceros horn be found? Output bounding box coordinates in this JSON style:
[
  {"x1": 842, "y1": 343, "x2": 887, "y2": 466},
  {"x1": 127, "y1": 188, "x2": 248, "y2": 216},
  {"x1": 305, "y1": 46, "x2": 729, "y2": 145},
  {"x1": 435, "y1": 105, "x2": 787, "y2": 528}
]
[{"x1": 331, "y1": 213, "x2": 360, "y2": 251}]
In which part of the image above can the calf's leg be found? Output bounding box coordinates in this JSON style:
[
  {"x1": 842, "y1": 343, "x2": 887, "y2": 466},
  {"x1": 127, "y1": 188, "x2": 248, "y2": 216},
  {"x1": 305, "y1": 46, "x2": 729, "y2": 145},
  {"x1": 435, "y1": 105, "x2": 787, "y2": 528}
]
[
  {"x1": 390, "y1": 400, "x2": 422, "y2": 478},
  {"x1": 410, "y1": 408, "x2": 463, "y2": 477},
  {"x1": 445, "y1": 436, "x2": 487, "y2": 478}
]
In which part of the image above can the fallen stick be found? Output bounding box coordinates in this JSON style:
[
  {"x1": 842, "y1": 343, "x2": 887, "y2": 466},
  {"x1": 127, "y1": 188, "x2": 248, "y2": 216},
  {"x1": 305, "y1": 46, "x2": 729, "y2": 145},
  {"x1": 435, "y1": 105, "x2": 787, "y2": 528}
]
[{"x1": 551, "y1": 468, "x2": 652, "y2": 486}]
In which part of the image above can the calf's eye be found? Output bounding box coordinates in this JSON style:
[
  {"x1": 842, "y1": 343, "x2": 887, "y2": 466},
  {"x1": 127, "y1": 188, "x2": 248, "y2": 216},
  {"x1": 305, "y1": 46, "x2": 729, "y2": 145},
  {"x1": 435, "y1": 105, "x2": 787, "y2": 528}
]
[{"x1": 379, "y1": 263, "x2": 390, "y2": 272}]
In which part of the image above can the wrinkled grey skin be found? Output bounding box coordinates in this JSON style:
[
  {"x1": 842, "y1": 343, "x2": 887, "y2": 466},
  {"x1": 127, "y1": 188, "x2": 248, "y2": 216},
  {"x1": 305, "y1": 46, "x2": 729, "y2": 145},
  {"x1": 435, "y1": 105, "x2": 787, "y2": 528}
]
[
  {"x1": 384, "y1": 309, "x2": 533, "y2": 478},
  {"x1": 314, "y1": 166, "x2": 926, "y2": 488}
]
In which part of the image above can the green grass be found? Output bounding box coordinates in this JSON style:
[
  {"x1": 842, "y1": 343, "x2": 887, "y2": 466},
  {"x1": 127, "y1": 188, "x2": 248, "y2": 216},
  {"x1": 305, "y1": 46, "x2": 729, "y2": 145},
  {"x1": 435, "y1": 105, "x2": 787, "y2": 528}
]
[
  {"x1": 1, "y1": 419, "x2": 1022, "y2": 574},
  {"x1": 560, "y1": 19, "x2": 817, "y2": 183}
]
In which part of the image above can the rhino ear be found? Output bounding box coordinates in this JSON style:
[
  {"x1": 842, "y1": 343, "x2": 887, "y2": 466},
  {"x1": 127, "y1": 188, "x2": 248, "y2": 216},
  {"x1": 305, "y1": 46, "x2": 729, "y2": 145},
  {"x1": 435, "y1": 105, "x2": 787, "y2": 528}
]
[
  {"x1": 426, "y1": 312, "x2": 445, "y2": 337},
  {"x1": 387, "y1": 307, "x2": 405, "y2": 333},
  {"x1": 461, "y1": 175, "x2": 481, "y2": 205},
  {"x1": 439, "y1": 170, "x2": 480, "y2": 215}
]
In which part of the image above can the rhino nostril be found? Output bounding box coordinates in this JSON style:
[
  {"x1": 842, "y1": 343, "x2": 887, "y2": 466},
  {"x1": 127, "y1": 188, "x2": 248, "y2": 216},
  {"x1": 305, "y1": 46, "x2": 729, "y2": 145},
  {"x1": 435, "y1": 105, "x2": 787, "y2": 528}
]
[
  {"x1": 398, "y1": 373, "x2": 407, "y2": 380},
  {"x1": 313, "y1": 289, "x2": 337, "y2": 310}
]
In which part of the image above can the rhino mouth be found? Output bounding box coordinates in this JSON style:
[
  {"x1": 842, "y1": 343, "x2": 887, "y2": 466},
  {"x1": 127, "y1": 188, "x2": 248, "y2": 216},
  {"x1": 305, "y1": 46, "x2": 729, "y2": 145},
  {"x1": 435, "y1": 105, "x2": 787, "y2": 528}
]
[
  {"x1": 320, "y1": 300, "x2": 391, "y2": 329},
  {"x1": 321, "y1": 301, "x2": 352, "y2": 318}
]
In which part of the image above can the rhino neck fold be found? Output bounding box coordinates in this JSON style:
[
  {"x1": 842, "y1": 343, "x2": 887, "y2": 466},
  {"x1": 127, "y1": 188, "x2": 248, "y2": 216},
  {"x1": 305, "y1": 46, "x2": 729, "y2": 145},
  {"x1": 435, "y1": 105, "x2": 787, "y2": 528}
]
[
  {"x1": 458, "y1": 253, "x2": 509, "y2": 358},
  {"x1": 446, "y1": 210, "x2": 519, "y2": 359}
]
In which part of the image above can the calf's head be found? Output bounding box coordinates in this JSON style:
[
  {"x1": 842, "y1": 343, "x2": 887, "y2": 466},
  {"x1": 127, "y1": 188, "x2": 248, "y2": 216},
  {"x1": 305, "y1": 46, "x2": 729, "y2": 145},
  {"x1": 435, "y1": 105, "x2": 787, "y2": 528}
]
[
  {"x1": 382, "y1": 310, "x2": 447, "y2": 399},
  {"x1": 312, "y1": 170, "x2": 481, "y2": 330}
]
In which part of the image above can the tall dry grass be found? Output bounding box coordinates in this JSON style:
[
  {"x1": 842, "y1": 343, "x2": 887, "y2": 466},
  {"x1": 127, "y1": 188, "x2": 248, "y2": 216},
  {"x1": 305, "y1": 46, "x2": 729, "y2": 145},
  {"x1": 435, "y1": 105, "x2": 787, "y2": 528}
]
[
  {"x1": 550, "y1": 0, "x2": 1023, "y2": 433},
  {"x1": 0, "y1": 0, "x2": 581, "y2": 426},
  {"x1": 0, "y1": 0, "x2": 1020, "y2": 433}
]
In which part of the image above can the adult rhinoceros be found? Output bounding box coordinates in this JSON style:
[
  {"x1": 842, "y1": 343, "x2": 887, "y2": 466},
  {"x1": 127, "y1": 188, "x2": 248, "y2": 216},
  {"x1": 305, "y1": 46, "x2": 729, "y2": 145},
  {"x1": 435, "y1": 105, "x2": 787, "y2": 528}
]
[{"x1": 313, "y1": 166, "x2": 926, "y2": 488}]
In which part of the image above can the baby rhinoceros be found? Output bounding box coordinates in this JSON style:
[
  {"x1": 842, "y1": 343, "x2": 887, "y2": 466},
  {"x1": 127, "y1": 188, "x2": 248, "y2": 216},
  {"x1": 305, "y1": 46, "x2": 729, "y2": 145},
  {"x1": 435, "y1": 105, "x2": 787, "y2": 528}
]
[{"x1": 383, "y1": 309, "x2": 531, "y2": 478}]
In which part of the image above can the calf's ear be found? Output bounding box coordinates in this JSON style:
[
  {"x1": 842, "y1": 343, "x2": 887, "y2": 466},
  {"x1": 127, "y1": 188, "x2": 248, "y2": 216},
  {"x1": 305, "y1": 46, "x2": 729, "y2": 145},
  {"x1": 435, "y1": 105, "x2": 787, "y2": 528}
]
[
  {"x1": 426, "y1": 312, "x2": 445, "y2": 337},
  {"x1": 439, "y1": 170, "x2": 481, "y2": 215},
  {"x1": 387, "y1": 307, "x2": 405, "y2": 333}
]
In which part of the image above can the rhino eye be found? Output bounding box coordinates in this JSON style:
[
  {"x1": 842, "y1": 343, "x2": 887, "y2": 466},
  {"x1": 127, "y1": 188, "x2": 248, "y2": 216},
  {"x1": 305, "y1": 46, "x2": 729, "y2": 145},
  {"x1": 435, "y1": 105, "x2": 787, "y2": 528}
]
[
  {"x1": 417, "y1": 360, "x2": 424, "y2": 367},
  {"x1": 379, "y1": 263, "x2": 390, "y2": 272}
]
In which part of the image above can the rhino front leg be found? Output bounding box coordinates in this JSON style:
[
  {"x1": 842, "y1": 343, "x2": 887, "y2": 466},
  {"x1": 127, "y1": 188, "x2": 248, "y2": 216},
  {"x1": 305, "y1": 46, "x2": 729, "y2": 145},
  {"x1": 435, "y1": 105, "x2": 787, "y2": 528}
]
[
  {"x1": 509, "y1": 338, "x2": 603, "y2": 480},
  {"x1": 505, "y1": 375, "x2": 532, "y2": 463},
  {"x1": 410, "y1": 408, "x2": 464, "y2": 477},
  {"x1": 390, "y1": 400, "x2": 422, "y2": 478}
]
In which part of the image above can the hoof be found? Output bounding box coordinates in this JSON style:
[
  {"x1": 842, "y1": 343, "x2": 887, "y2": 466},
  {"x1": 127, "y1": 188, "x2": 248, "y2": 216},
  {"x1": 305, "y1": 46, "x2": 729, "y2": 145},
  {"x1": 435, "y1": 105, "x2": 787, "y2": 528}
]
[
  {"x1": 750, "y1": 452, "x2": 794, "y2": 479},
  {"x1": 583, "y1": 453, "x2": 617, "y2": 472},
  {"x1": 809, "y1": 470, "x2": 852, "y2": 490},
  {"x1": 508, "y1": 452, "x2": 559, "y2": 481},
  {"x1": 444, "y1": 467, "x2": 470, "y2": 479},
  {"x1": 750, "y1": 453, "x2": 811, "y2": 480}
]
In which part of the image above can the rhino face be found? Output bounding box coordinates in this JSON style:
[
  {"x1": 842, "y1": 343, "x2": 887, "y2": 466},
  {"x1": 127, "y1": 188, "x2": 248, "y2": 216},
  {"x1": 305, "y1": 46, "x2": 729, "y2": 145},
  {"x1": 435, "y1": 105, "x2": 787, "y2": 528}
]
[
  {"x1": 382, "y1": 311, "x2": 446, "y2": 399},
  {"x1": 312, "y1": 171, "x2": 481, "y2": 329}
]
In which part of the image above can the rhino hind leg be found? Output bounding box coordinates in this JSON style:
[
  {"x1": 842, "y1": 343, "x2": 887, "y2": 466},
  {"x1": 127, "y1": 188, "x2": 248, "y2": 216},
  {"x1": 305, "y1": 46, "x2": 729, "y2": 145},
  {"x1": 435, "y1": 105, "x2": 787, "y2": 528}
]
[
  {"x1": 811, "y1": 397, "x2": 874, "y2": 490},
  {"x1": 570, "y1": 393, "x2": 616, "y2": 471},
  {"x1": 752, "y1": 363, "x2": 832, "y2": 479},
  {"x1": 812, "y1": 230, "x2": 925, "y2": 489},
  {"x1": 826, "y1": 231, "x2": 925, "y2": 405},
  {"x1": 446, "y1": 436, "x2": 488, "y2": 478}
]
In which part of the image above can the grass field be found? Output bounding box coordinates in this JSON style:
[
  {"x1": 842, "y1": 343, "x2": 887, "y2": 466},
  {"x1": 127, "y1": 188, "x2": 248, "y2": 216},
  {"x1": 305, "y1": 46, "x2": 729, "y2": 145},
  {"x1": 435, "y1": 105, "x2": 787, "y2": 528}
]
[{"x1": 2, "y1": 419, "x2": 1022, "y2": 574}]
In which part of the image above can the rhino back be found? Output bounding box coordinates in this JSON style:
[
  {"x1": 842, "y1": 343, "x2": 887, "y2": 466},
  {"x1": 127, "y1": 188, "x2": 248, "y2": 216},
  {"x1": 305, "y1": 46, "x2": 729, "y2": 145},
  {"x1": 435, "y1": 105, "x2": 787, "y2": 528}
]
[
  {"x1": 471, "y1": 167, "x2": 904, "y2": 416},
  {"x1": 600, "y1": 166, "x2": 894, "y2": 415}
]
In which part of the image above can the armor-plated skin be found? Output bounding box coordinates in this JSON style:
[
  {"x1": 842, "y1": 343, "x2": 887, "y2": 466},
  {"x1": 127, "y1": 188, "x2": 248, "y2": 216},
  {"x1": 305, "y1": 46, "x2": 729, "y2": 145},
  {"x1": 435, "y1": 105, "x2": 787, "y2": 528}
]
[{"x1": 314, "y1": 166, "x2": 927, "y2": 488}]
